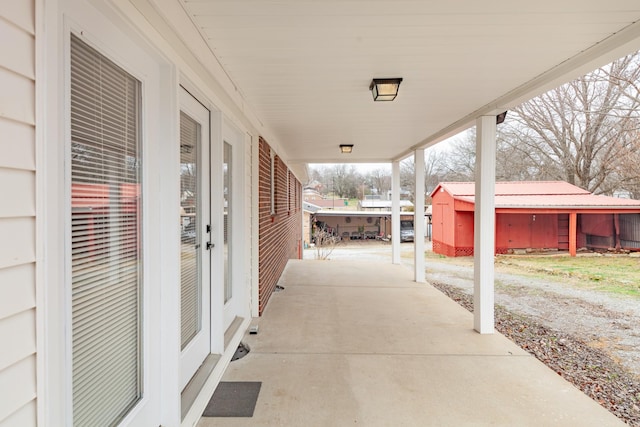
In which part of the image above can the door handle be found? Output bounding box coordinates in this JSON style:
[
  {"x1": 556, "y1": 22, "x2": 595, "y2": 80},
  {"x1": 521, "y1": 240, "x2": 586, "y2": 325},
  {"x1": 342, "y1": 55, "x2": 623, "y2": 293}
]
[{"x1": 206, "y1": 241, "x2": 214, "y2": 250}]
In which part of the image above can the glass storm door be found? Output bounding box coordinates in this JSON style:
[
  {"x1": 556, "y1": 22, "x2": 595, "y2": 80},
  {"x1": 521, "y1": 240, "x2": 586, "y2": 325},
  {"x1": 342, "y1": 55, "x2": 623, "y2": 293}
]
[
  {"x1": 179, "y1": 89, "x2": 211, "y2": 390},
  {"x1": 70, "y1": 34, "x2": 143, "y2": 427},
  {"x1": 222, "y1": 141, "x2": 235, "y2": 328}
]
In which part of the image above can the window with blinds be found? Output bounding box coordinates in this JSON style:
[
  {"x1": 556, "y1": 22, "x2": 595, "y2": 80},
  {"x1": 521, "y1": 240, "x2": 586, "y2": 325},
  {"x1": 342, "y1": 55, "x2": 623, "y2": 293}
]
[
  {"x1": 180, "y1": 112, "x2": 201, "y2": 349},
  {"x1": 70, "y1": 34, "x2": 143, "y2": 427}
]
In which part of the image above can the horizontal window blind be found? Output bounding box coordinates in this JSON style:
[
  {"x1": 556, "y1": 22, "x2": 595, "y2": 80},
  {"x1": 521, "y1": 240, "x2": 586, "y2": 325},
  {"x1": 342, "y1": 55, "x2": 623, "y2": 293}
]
[
  {"x1": 180, "y1": 111, "x2": 201, "y2": 349},
  {"x1": 70, "y1": 34, "x2": 142, "y2": 427}
]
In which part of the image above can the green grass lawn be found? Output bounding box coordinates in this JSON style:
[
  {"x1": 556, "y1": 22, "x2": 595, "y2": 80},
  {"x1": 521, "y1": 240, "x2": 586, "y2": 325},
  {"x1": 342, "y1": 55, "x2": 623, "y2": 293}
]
[
  {"x1": 495, "y1": 254, "x2": 640, "y2": 297},
  {"x1": 424, "y1": 251, "x2": 640, "y2": 298}
]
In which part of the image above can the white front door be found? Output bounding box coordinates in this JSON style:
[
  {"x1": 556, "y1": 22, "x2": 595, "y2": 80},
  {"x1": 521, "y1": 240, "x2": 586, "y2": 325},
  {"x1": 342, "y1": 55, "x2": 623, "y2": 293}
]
[{"x1": 179, "y1": 89, "x2": 212, "y2": 389}]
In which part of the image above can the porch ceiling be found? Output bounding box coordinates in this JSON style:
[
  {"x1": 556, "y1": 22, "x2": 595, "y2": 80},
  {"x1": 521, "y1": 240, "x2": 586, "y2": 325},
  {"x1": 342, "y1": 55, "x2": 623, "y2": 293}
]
[{"x1": 171, "y1": 1, "x2": 640, "y2": 167}]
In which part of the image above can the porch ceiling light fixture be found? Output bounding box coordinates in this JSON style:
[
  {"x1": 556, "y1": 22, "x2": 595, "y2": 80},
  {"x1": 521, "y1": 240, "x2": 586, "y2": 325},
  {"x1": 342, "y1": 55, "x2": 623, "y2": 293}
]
[
  {"x1": 496, "y1": 110, "x2": 508, "y2": 124},
  {"x1": 340, "y1": 144, "x2": 354, "y2": 154},
  {"x1": 369, "y1": 78, "x2": 403, "y2": 101}
]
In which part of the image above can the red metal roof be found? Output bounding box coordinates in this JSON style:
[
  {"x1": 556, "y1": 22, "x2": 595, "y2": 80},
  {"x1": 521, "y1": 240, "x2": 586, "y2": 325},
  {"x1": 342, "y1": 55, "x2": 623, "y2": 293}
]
[
  {"x1": 434, "y1": 181, "x2": 590, "y2": 197},
  {"x1": 433, "y1": 181, "x2": 640, "y2": 209}
]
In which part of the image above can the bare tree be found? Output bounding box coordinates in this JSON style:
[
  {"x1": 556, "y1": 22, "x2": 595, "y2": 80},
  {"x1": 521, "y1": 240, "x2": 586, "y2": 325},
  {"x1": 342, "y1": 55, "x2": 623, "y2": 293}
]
[
  {"x1": 439, "y1": 127, "x2": 547, "y2": 183},
  {"x1": 399, "y1": 151, "x2": 449, "y2": 204},
  {"x1": 368, "y1": 168, "x2": 391, "y2": 197},
  {"x1": 437, "y1": 130, "x2": 475, "y2": 182},
  {"x1": 399, "y1": 158, "x2": 416, "y2": 201},
  {"x1": 433, "y1": 53, "x2": 640, "y2": 196},
  {"x1": 503, "y1": 52, "x2": 640, "y2": 194},
  {"x1": 613, "y1": 131, "x2": 640, "y2": 198},
  {"x1": 307, "y1": 164, "x2": 363, "y2": 199}
]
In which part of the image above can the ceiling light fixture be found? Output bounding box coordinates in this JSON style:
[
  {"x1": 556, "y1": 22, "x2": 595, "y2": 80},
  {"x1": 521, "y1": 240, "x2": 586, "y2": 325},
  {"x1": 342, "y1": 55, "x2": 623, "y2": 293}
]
[
  {"x1": 339, "y1": 144, "x2": 354, "y2": 154},
  {"x1": 496, "y1": 111, "x2": 508, "y2": 124},
  {"x1": 369, "y1": 78, "x2": 403, "y2": 101}
]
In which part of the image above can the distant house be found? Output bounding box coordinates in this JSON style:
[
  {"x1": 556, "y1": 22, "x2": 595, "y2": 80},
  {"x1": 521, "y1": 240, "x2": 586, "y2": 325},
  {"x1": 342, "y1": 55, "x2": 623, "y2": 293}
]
[
  {"x1": 302, "y1": 187, "x2": 324, "y2": 201},
  {"x1": 303, "y1": 188, "x2": 348, "y2": 209},
  {"x1": 386, "y1": 189, "x2": 412, "y2": 200},
  {"x1": 304, "y1": 197, "x2": 349, "y2": 209},
  {"x1": 359, "y1": 199, "x2": 414, "y2": 211},
  {"x1": 431, "y1": 181, "x2": 640, "y2": 257}
]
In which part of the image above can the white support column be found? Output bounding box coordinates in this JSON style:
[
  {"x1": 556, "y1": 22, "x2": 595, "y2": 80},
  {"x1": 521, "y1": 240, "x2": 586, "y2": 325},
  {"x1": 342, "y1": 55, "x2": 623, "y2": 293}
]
[
  {"x1": 414, "y1": 149, "x2": 426, "y2": 282},
  {"x1": 474, "y1": 115, "x2": 497, "y2": 334},
  {"x1": 391, "y1": 160, "x2": 401, "y2": 264}
]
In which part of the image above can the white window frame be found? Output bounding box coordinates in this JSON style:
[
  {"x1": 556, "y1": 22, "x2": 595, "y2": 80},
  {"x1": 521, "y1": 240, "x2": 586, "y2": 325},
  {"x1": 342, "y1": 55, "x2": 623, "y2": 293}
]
[
  {"x1": 221, "y1": 119, "x2": 249, "y2": 329},
  {"x1": 270, "y1": 149, "x2": 276, "y2": 216},
  {"x1": 40, "y1": 0, "x2": 172, "y2": 425},
  {"x1": 68, "y1": 33, "x2": 145, "y2": 426}
]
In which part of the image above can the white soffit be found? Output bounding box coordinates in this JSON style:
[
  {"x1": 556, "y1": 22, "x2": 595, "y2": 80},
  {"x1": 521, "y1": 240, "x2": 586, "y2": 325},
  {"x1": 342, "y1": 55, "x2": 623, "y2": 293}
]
[{"x1": 176, "y1": 0, "x2": 640, "y2": 164}]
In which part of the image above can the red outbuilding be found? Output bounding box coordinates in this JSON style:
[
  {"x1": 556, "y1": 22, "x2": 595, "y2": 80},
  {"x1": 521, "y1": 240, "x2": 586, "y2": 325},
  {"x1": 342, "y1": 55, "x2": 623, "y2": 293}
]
[{"x1": 430, "y1": 181, "x2": 640, "y2": 257}]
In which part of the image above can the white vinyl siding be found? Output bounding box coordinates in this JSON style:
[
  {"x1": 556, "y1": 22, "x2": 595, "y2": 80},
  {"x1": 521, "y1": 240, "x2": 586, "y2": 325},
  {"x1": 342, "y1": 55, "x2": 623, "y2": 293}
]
[
  {"x1": 0, "y1": 218, "x2": 35, "y2": 269},
  {"x1": 0, "y1": 169, "x2": 35, "y2": 217},
  {"x1": 0, "y1": 264, "x2": 35, "y2": 320},
  {"x1": 0, "y1": 17, "x2": 35, "y2": 80},
  {"x1": 0, "y1": 355, "x2": 36, "y2": 423},
  {"x1": 0, "y1": 400, "x2": 36, "y2": 427},
  {"x1": 0, "y1": 310, "x2": 36, "y2": 372},
  {"x1": 0, "y1": 1, "x2": 37, "y2": 425},
  {"x1": 0, "y1": 67, "x2": 35, "y2": 125},
  {"x1": 0, "y1": 1, "x2": 35, "y2": 35},
  {"x1": 0, "y1": 119, "x2": 35, "y2": 170}
]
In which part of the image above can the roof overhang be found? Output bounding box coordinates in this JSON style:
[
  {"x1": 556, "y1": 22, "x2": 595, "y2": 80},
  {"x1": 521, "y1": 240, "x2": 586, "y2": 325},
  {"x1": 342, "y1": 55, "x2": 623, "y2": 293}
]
[{"x1": 147, "y1": 1, "x2": 640, "y2": 170}]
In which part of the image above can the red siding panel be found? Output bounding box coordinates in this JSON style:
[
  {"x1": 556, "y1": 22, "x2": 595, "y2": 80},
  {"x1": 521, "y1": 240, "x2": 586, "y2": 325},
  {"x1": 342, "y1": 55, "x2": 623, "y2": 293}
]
[
  {"x1": 431, "y1": 181, "x2": 640, "y2": 257},
  {"x1": 495, "y1": 213, "x2": 559, "y2": 252},
  {"x1": 454, "y1": 211, "x2": 474, "y2": 251}
]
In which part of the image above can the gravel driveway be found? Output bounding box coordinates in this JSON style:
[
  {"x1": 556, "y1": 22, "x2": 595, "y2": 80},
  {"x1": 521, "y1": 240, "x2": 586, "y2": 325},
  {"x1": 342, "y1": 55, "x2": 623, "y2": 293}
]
[{"x1": 424, "y1": 258, "x2": 640, "y2": 378}]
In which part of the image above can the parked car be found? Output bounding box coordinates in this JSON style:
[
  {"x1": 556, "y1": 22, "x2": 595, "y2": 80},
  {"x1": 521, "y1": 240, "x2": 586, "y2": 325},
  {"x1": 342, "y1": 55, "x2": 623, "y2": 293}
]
[
  {"x1": 400, "y1": 228, "x2": 414, "y2": 242},
  {"x1": 400, "y1": 220, "x2": 414, "y2": 242}
]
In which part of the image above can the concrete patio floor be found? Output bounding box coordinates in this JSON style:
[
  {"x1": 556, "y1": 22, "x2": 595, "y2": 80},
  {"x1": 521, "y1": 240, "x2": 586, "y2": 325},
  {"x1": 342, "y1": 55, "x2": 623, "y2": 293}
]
[{"x1": 198, "y1": 259, "x2": 624, "y2": 426}]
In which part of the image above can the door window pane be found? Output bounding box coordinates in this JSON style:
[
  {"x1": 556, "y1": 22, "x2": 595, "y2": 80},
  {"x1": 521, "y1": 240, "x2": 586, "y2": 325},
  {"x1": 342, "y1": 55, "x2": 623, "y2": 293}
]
[
  {"x1": 180, "y1": 112, "x2": 202, "y2": 348},
  {"x1": 224, "y1": 142, "x2": 232, "y2": 303},
  {"x1": 70, "y1": 34, "x2": 142, "y2": 426}
]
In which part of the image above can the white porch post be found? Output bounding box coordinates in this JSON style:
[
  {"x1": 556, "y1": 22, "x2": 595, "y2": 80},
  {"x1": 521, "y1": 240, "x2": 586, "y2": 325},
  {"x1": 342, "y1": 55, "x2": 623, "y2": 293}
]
[
  {"x1": 392, "y1": 160, "x2": 401, "y2": 264},
  {"x1": 414, "y1": 149, "x2": 426, "y2": 282},
  {"x1": 474, "y1": 115, "x2": 496, "y2": 334}
]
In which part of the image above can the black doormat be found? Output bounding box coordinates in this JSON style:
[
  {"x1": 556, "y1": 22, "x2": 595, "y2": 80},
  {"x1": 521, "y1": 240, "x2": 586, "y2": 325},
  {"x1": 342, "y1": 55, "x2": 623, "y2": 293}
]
[{"x1": 202, "y1": 381, "x2": 262, "y2": 417}]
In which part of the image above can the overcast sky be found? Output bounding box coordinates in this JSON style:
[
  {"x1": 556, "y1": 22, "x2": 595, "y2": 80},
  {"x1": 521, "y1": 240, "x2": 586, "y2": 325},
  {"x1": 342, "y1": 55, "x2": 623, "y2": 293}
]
[{"x1": 308, "y1": 130, "x2": 466, "y2": 174}]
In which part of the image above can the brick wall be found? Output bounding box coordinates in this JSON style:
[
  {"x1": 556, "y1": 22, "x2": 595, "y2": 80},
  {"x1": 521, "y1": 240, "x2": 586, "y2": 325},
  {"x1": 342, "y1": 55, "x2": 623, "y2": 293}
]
[{"x1": 258, "y1": 137, "x2": 302, "y2": 314}]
